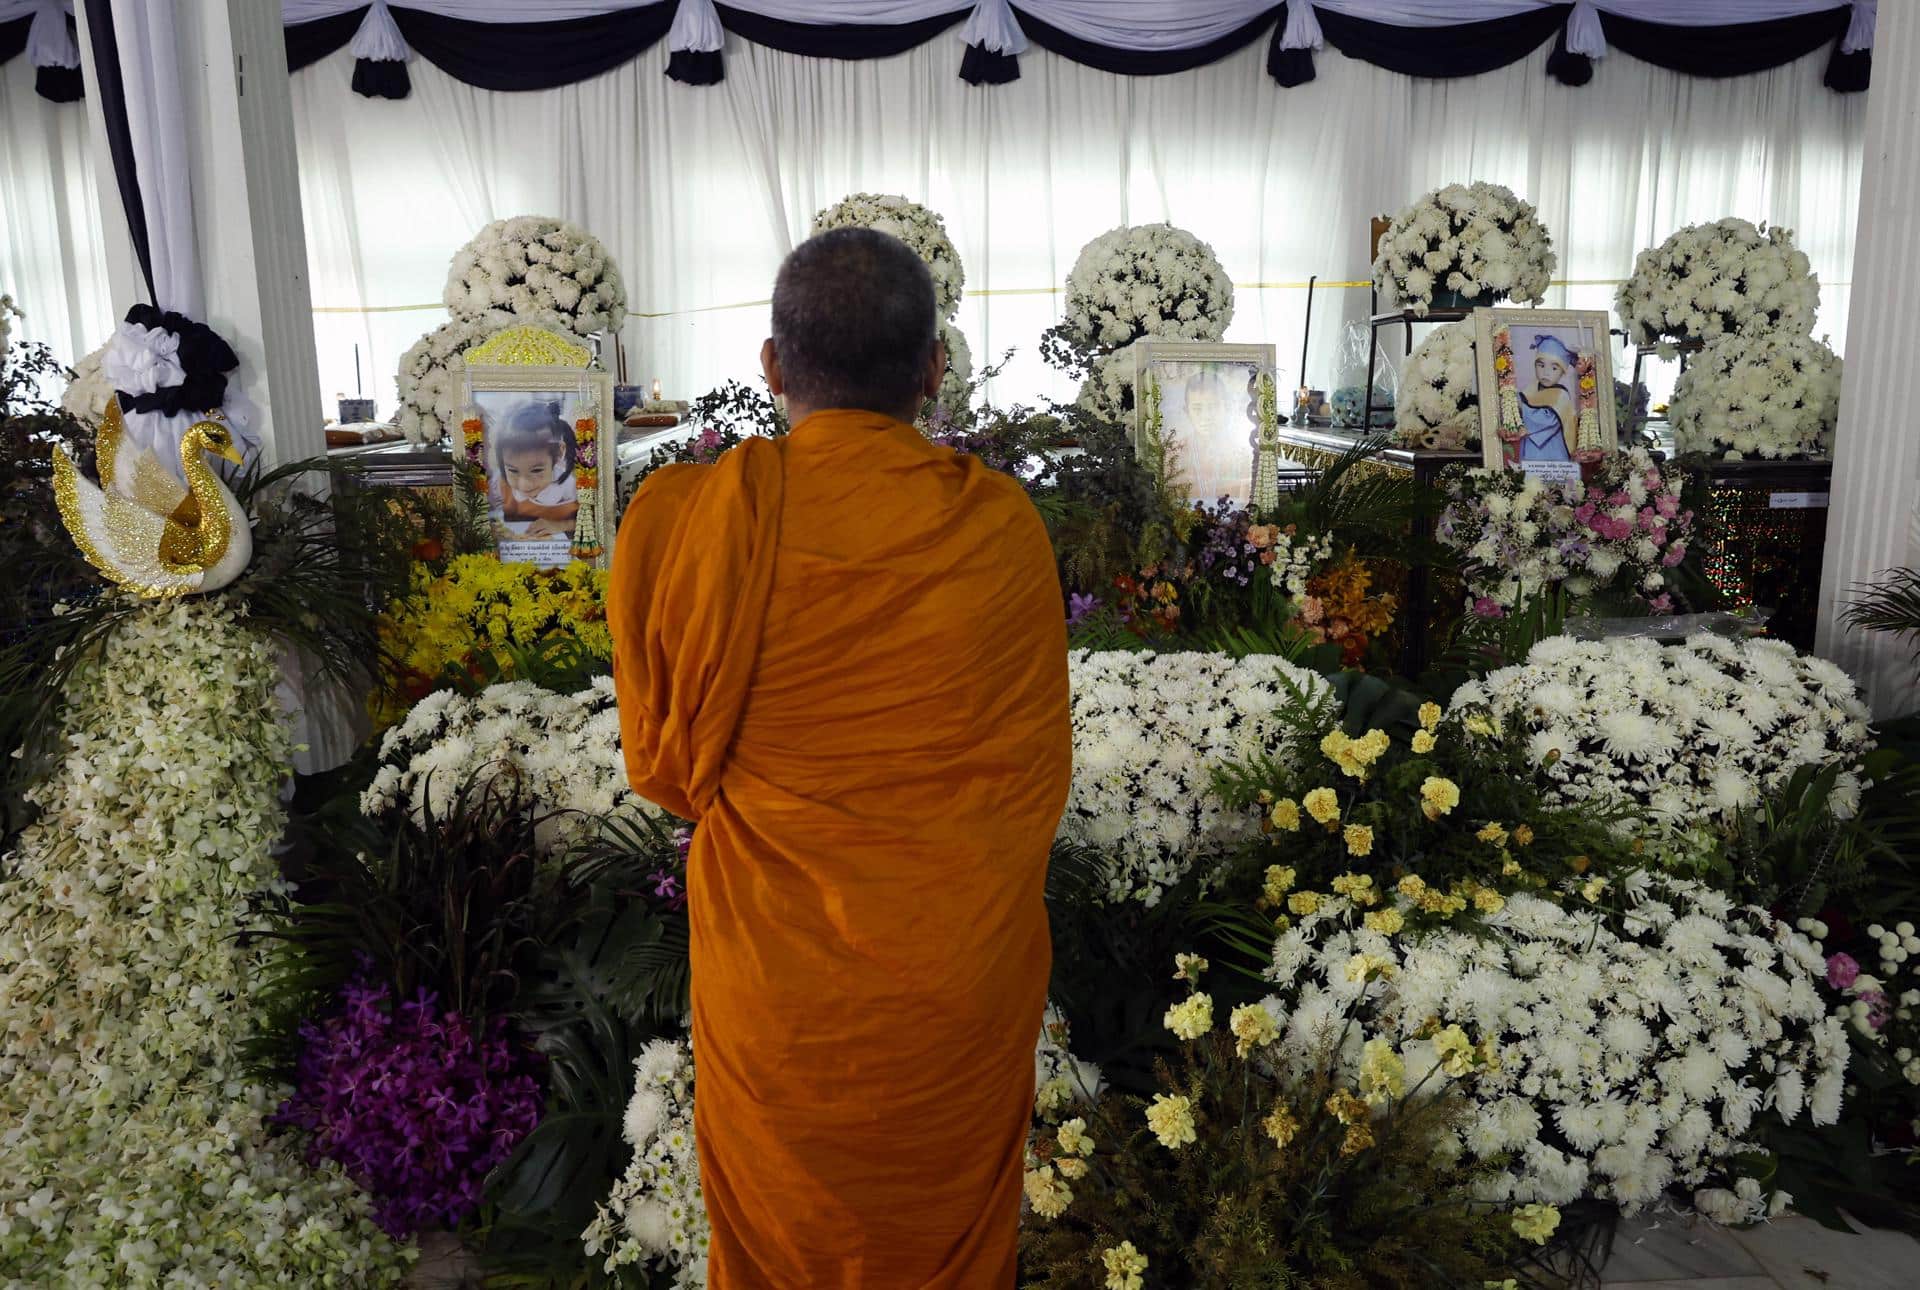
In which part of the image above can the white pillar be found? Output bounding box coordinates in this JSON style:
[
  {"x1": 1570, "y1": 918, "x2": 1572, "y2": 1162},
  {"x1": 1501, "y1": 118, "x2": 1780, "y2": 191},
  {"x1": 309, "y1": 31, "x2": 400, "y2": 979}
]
[
  {"x1": 71, "y1": 0, "x2": 325, "y2": 466},
  {"x1": 1817, "y1": 2, "x2": 1920, "y2": 717}
]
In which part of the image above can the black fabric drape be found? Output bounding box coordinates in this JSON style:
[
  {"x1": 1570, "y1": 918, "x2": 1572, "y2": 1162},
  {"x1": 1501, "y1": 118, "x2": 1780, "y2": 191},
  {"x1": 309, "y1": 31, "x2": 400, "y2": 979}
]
[
  {"x1": 1014, "y1": 2, "x2": 1283, "y2": 76},
  {"x1": 284, "y1": 6, "x2": 368, "y2": 72},
  {"x1": 394, "y1": 3, "x2": 673, "y2": 92},
  {"x1": 667, "y1": 48, "x2": 724, "y2": 85},
  {"x1": 716, "y1": 3, "x2": 966, "y2": 59},
  {"x1": 0, "y1": 15, "x2": 25, "y2": 66},
  {"x1": 350, "y1": 56, "x2": 410, "y2": 98},
  {"x1": 1825, "y1": 44, "x2": 1869, "y2": 92},
  {"x1": 81, "y1": 0, "x2": 153, "y2": 303},
  {"x1": 1599, "y1": 8, "x2": 1847, "y2": 78},
  {"x1": 959, "y1": 43, "x2": 1020, "y2": 85},
  {"x1": 1317, "y1": 3, "x2": 1571, "y2": 79}
]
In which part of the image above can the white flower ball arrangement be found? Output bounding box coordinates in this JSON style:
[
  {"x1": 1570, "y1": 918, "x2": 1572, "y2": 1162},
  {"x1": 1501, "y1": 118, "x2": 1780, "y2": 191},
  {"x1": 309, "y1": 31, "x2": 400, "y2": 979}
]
[
  {"x1": 1452, "y1": 633, "x2": 1872, "y2": 837},
  {"x1": 1062, "y1": 650, "x2": 1329, "y2": 906},
  {"x1": 1668, "y1": 329, "x2": 1842, "y2": 460},
  {"x1": 363, "y1": 676, "x2": 658, "y2": 852},
  {"x1": 937, "y1": 316, "x2": 974, "y2": 410},
  {"x1": 0, "y1": 598, "x2": 405, "y2": 1285},
  {"x1": 1265, "y1": 871, "x2": 1848, "y2": 1213},
  {"x1": 811, "y1": 193, "x2": 965, "y2": 320},
  {"x1": 0, "y1": 292, "x2": 15, "y2": 365},
  {"x1": 583, "y1": 1037, "x2": 710, "y2": 1287},
  {"x1": 1042, "y1": 223, "x2": 1234, "y2": 418},
  {"x1": 394, "y1": 316, "x2": 491, "y2": 443},
  {"x1": 60, "y1": 339, "x2": 114, "y2": 426},
  {"x1": 1373, "y1": 182, "x2": 1555, "y2": 317},
  {"x1": 443, "y1": 215, "x2": 628, "y2": 335},
  {"x1": 1396, "y1": 323, "x2": 1479, "y2": 450},
  {"x1": 1615, "y1": 218, "x2": 1819, "y2": 353}
]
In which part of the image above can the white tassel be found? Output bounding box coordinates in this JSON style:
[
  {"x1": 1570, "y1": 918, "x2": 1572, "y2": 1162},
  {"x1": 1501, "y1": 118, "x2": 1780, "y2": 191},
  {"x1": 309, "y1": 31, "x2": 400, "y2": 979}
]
[
  {"x1": 1280, "y1": 0, "x2": 1323, "y2": 53},
  {"x1": 350, "y1": 0, "x2": 411, "y2": 64},
  {"x1": 961, "y1": 0, "x2": 1027, "y2": 56},
  {"x1": 1842, "y1": 0, "x2": 1876, "y2": 55},
  {"x1": 27, "y1": 0, "x2": 79, "y2": 71},
  {"x1": 669, "y1": 0, "x2": 725, "y2": 55},
  {"x1": 1566, "y1": 1, "x2": 1606, "y2": 60}
]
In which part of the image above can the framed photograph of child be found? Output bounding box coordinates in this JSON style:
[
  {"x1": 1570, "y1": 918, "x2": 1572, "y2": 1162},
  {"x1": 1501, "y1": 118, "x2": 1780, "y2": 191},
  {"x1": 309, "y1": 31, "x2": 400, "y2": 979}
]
[
  {"x1": 463, "y1": 329, "x2": 615, "y2": 569},
  {"x1": 1472, "y1": 308, "x2": 1617, "y2": 484},
  {"x1": 1131, "y1": 341, "x2": 1279, "y2": 507}
]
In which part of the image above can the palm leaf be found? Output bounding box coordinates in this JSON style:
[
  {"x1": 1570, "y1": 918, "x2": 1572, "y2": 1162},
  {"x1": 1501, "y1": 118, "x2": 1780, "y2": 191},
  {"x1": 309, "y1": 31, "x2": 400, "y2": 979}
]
[{"x1": 1844, "y1": 567, "x2": 1920, "y2": 652}]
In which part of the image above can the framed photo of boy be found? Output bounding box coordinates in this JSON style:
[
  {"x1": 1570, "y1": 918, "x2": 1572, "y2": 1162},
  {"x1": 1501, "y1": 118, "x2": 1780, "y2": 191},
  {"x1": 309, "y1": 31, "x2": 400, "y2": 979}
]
[
  {"x1": 1131, "y1": 341, "x2": 1278, "y2": 507},
  {"x1": 464, "y1": 352, "x2": 615, "y2": 570},
  {"x1": 1472, "y1": 309, "x2": 1617, "y2": 482}
]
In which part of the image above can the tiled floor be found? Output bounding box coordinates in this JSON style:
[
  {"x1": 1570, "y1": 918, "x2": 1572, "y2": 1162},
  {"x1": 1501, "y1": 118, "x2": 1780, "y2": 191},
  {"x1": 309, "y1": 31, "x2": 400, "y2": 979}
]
[{"x1": 1603, "y1": 1212, "x2": 1920, "y2": 1289}]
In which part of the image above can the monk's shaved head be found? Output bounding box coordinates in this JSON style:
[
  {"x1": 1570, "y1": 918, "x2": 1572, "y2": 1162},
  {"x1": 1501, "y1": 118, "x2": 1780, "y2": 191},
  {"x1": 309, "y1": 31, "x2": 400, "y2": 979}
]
[{"x1": 769, "y1": 228, "x2": 941, "y2": 419}]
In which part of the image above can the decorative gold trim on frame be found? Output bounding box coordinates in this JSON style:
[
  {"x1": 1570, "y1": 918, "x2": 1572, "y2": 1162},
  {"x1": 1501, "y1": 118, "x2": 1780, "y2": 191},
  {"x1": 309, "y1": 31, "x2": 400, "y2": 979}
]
[{"x1": 466, "y1": 325, "x2": 592, "y2": 369}]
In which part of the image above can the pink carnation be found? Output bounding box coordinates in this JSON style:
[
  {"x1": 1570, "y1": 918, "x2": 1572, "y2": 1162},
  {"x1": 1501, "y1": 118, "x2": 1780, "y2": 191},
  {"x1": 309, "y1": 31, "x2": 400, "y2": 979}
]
[{"x1": 1826, "y1": 952, "x2": 1860, "y2": 990}]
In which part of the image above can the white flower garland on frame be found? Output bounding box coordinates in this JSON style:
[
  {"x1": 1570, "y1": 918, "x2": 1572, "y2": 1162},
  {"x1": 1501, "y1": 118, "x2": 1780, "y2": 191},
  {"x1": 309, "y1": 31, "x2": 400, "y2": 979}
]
[
  {"x1": 1451, "y1": 633, "x2": 1872, "y2": 838},
  {"x1": 811, "y1": 193, "x2": 966, "y2": 320},
  {"x1": 1062, "y1": 650, "x2": 1329, "y2": 906},
  {"x1": 1668, "y1": 329, "x2": 1842, "y2": 461},
  {"x1": 1264, "y1": 871, "x2": 1848, "y2": 1215},
  {"x1": 444, "y1": 216, "x2": 628, "y2": 336},
  {"x1": 1395, "y1": 323, "x2": 1479, "y2": 451},
  {"x1": 1373, "y1": 182, "x2": 1555, "y2": 318},
  {"x1": 0, "y1": 598, "x2": 406, "y2": 1285},
  {"x1": 1615, "y1": 218, "x2": 1819, "y2": 354}
]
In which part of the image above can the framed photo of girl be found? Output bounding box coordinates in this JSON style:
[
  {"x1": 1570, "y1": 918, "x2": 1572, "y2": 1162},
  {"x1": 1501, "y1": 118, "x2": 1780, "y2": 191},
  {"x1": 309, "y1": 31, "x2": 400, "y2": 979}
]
[
  {"x1": 461, "y1": 326, "x2": 616, "y2": 570},
  {"x1": 1471, "y1": 308, "x2": 1617, "y2": 484}
]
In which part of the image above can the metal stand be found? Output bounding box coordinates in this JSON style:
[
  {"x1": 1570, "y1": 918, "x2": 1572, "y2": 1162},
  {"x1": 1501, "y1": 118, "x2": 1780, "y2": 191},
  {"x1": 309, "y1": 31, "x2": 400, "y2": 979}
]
[{"x1": 1362, "y1": 302, "x2": 1473, "y2": 433}]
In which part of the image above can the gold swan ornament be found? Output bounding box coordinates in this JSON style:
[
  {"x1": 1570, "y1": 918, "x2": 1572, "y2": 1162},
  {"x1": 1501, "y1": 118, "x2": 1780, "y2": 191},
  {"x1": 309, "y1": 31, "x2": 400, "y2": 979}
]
[{"x1": 52, "y1": 397, "x2": 252, "y2": 597}]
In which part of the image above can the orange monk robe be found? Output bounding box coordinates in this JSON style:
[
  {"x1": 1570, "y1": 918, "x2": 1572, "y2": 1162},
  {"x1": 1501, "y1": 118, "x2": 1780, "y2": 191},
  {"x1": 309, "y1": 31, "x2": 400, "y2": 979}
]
[{"x1": 607, "y1": 408, "x2": 1072, "y2": 1288}]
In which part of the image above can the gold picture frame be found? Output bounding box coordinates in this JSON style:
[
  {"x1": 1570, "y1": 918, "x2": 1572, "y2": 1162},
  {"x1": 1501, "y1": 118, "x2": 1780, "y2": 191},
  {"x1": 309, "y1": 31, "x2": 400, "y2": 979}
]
[
  {"x1": 1131, "y1": 341, "x2": 1279, "y2": 508},
  {"x1": 462, "y1": 326, "x2": 616, "y2": 570},
  {"x1": 1472, "y1": 308, "x2": 1617, "y2": 479}
]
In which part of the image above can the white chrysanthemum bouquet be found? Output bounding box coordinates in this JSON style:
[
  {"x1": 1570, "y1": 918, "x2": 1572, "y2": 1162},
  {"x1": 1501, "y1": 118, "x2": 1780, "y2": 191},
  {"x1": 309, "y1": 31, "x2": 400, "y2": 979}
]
[
  {"x1": 1040, "y1": 223, "x2": 1235, "y2": 422},
  {"x1": 1615, "y1": 218, "x2": 1819, "y2": 354},
  {"x1": 362, "y1": 676, "x2": 657, "y2": 852},
  {"x1": 583, "y1": 1037, "x2": 710, "y2": 1288},
  {"x1": 1668, "y1": 329, "x2": 1842, "y2": 460},
  {"x1": 1061, "y1": 650, "x2": 1328, "y2": 905},
  {"x1": 1373, "y1": 182, "x2": 1555, "y2": 317},
  {"x1": 1395, "y1": 322, "x2": 1478, "y2": 450},
  {"x1": 396, "y1": 216, "x2": 626, "y2": 443},
  {"x1": 1451, "y1": 633, "x2": 1872, "y2": 836},
  {"x1": 1264, "y1": 871, "x2": 1848, "y2": 1213}
]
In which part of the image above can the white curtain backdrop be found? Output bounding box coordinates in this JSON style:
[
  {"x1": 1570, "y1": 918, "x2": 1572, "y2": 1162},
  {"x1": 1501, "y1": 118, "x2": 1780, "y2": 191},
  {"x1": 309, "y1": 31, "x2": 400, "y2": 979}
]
[
  {"x1": 281, "y1": 33, "x2": 1863, "y2": 418},
  {"x1": 0, "y1": 52, "x2": 111, "y2": 366}
]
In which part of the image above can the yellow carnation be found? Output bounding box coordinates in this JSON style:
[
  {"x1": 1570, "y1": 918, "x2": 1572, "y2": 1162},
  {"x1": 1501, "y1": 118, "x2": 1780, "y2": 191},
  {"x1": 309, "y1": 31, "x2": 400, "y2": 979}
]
[
  {"x1": 1303, "y1": 788, "x2": 1341, "y2": 825},
  {"x1": 1582, "y1": 877, "x2": 1608, "y2": 902},
  {"x1": 1476, "y1": 822, "x2": 1508, "y2": 846},
  {"x1": 1473, "y1": 888, "x2": 1506, "y2": 915},
  {"x1": 1419, "y1": 776, "x2": 1461, "y2": 820},
  {"x1": 1359, "y1": 1037, "x2": 1405, "y2": 1104},
  {"x1": 1341, "y1": 1123, "x2": 1376, "y2": 1156},
  {"x1": 1146, "y1": 1094, "x2": 1197, "y2": 1149},
  {"x1": 1344, "y1": 951, "x2": 1396, "y2": 983},
  {"x1": 1101, "y1": 1241, "x2": 1149, "y2": 1290},
  {"x1": 1342, "y1": 824, "x2": 1375, "y2": 857},
  {"x1": 1229, "y1": 1002, "x2": 1279, "y2": 1057},
  {"x1": 1418, "y1": 701, "x2": 1443, "y2": 730},
  {"x1": 1163, "y1": 993, "x2": 1214, "y2": 1041},
  {"x1": 1325, "y1": 1088, "x2": 1369, "y2": 1125},
  {"x1": 1173, "y1": 953, "x2": 1208, "y2": 984},
  {"x1": 1263, "y1": 1102, "x2": 1300, "y2": 1148},
  {"x1": 1397, "y1": 874, "x2": 1428, "y2": 899},
  {"x1": 1055, "y1": 1118, "x2": 1094, "y2": 1157},
  {"x1": 1433, "y1": 1024, "x2": 1476, "y2": 1076},
  {"x1": 1268, "y1": 798, "x2": 1302, "y2": 832},
  {"x1": 1287, "y1": 891, "x2": 1323, "y2": 917},
  {"x1": 1263, "y1": 865, "x2": 1297, "y2": 903},
  {"x1": 1363, "y1": 908, "x2": 1404, "y2": 935},
  {"x1": 1411, "y1": 729, "x2": 1437, "y2": 754},
  {"x1": 1023, "y1": 1165, "x2": 1072, "y2": 1219},
  {"x1": 1511, "y1": 1203, "x2": 1561, "y2": 1245}
]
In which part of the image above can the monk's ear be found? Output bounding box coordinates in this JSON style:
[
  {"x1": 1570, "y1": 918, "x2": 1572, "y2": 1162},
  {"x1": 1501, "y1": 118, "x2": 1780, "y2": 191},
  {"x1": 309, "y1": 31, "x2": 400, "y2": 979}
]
[
  {"x1": 922, "y1": 339, "x2": 946, "y2": 399},
  {"x1": 760, "y1": 338, "x2": 784, "y2": 397}
]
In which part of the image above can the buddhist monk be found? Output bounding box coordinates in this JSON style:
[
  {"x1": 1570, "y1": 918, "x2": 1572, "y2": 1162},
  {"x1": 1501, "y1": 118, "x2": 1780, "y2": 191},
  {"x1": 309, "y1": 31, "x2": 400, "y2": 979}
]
[{"x1": 608, "y1": 227, "x2": 1072, "y2": 1287}]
